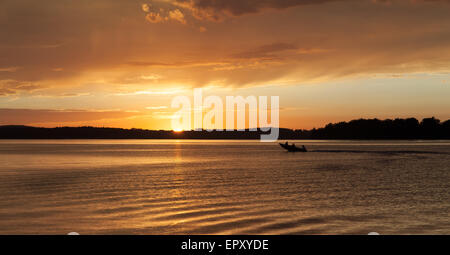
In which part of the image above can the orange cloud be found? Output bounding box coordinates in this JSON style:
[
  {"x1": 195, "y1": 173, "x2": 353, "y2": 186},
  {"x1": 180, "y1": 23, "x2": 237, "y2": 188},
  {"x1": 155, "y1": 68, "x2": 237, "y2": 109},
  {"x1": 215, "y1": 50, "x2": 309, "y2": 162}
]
[
  {"x1": 174, "y1": 0, "x2": 342, "y2": 20},
  {"x1": 0, "y1": 80, "x2": 41, "y2": 96},
  {"x1": 145, "y1": 12, "x2": 165, "y2": 23},
  {"x1": 0, "y1": 108, "x2": 146, "y2": 125},
  {"x1": 169, "y1": 9, "x2": 187, "y2": 24},
  {"x1": 142, "y1": 2, "x2": 187, "y2": 24}
]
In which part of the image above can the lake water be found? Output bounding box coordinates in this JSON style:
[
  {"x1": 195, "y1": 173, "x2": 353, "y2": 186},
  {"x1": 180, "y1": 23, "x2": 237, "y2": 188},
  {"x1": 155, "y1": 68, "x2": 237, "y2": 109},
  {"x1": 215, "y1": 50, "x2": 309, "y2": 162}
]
[{"x1": 0, "y1": 140, "x2": 449, "y2": 234}]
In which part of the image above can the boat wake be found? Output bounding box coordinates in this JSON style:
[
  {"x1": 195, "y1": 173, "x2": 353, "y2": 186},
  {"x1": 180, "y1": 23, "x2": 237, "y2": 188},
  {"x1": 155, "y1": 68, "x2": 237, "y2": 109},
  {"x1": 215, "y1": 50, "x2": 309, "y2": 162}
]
[{"x1": 311, "y1": 150, "x2": 448, "y2": 155}]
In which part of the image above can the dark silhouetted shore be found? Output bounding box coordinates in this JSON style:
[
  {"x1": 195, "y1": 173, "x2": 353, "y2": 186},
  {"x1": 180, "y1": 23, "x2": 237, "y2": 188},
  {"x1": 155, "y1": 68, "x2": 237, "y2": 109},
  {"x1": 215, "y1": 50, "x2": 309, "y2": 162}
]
[{"x1": 0, "y1": 117, "x2": 449, "y2": 139}]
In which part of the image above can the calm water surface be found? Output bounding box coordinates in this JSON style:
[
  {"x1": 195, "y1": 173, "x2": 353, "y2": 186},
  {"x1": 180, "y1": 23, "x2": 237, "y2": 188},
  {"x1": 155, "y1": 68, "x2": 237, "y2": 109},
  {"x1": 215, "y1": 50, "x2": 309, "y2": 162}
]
[{"x1": 0, "y1": 140, "x2": 449, "y2": 234}]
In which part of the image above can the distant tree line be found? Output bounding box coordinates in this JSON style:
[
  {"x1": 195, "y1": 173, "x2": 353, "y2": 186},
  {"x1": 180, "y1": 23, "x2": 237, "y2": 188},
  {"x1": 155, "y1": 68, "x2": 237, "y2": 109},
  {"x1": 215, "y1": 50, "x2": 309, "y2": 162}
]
[
  {"x1": 299, "y1": 117, "x2": 450, "y2": 139},
  {"x1": 0, "y1": 117, "x2": 449, "y2": 139}
]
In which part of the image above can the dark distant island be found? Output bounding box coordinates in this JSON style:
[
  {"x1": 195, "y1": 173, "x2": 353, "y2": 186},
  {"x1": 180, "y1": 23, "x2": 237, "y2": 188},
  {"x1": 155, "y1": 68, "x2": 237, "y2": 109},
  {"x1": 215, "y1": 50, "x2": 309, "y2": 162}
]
[{"x1": 0, "y1": 117, "x2": 449, "y2": 139}]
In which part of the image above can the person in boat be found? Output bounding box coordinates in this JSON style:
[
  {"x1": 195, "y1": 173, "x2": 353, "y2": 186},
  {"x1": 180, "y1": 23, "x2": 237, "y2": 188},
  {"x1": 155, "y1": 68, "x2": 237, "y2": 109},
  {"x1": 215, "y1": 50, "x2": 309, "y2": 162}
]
[
  {"x1": 285, "y1": 141, "x2": 288, "y2": 146},
  {"x1": 302, "y1": 145, "x2": 307, "y2": 151}
]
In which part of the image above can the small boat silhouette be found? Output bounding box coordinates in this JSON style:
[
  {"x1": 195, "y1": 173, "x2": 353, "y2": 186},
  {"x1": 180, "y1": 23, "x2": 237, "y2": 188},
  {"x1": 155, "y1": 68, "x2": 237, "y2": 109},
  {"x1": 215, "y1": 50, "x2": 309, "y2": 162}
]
[{"x1": 279, "y1": 142, "x2": 307, "y2": 152}]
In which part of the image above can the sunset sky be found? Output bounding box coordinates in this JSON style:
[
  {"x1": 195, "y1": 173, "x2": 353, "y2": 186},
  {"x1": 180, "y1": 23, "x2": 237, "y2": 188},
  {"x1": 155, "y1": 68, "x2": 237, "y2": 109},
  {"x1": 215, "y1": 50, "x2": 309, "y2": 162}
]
[{"x1": 1, "y1": 0, "x2": 450, "y2": 130}]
